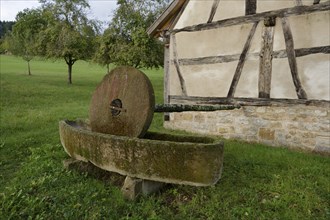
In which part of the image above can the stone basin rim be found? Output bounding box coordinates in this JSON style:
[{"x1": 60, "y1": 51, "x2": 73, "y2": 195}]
[
  {"x1": 59, "y1": 119, "x2": 224, "y2": 186},
  {"x1": 62, "y1": 119, "x2": 221, "y2": 146}
]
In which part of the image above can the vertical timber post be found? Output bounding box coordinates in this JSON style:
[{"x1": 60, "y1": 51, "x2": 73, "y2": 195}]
[
  {"x1": 246, "y1": 0, "x2": 257, "y2": 15},
  {"x1": 163, "y1": 31, "x2": 171, "y2": 121},
  {"x1": 259, "y1": 17, "x2": 275, "y2": 98}
]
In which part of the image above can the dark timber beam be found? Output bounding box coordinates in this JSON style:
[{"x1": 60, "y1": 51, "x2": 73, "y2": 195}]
[
  {"x1": 172, "y1": 34, "x2": 188, "y2": 96},
  {"x1": 171, "y1": 1, "x2": 330, "y2": 34},
  {"x1": 173, "y1": 46, "x2": 330, "y2": 66},
  {"x1": 227, "y1": 22, "x2": 259, "y2": 98},
  {"x1": 246, "y1": 0, "x2": 257, "y2": 15},
  {"x1": 163, "y1": 34, "x2": 171, "y2": 121},
  {"x1": 208, "y1": 0, "x2": 221, "y2": 23},
  {"x1": 281, "y1": 17, "x2": 308, "y2": 99},
  {"x1": 259, "y1": 17, "x2": 275, "y2": 98},
  {"x1": 169, "y1": 95, "x2": 330, "y2": 108},
  {"x1": 154, "y1": 104, "x2": 240, "y2": 113}
]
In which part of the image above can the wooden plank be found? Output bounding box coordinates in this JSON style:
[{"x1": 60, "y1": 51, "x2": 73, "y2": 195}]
[
  {"x1": 169, "y1": 95, "x2": 330, "y2": 107},
  {"x1": 227, "y1": 22, "x2": 259, "y2": 98},
  {"x1": 163, "y1": 35, "x2": 171, "y2": 121},
  {"x1": 171, "y1": 1, "x2": 330, "y2": 34},
  {"x1": 259, "y1": 23, "x2": 275, "y2": 98},
  {"x1": 173, "y1": 46, "x2": 330, "y2": 65},
  {"x1": 208, "y1": 0, "x2": 221, "y2": 23},
  {"x1": 246, "y1": 0, "x2": 257, "y2": 15},
  {"x1": 281, "y1": 17, "x2": 308, "y2": 99},
  {"x1": 172, "y1": 34, "x2": 188, "y2": 96}
]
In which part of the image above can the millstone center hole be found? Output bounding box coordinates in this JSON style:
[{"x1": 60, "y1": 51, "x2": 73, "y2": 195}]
[{"x1": 110, "y1": 99, "x2": 122, "y2": 116}]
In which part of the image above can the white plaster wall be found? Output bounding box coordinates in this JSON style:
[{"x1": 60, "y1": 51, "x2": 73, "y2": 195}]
[
  {"x1": 271, "y1": 59, "x2": 298, "y2": 99},
  {"x1": 169, "y1": 2, "x2": 329, "y2": 100},
  {"x1": 298, "y1": 54, "x2": 330, "y2": 100},
  {"x1": 289, "y1": 11, "x2": 330, "y2": 49},
  {"x1": 180, "y1": 62, "x2": 238, "y2": 97},
  {"x1": 214, "y1": 0, "x2": 245, "y2": 21},
  {"x1": 273, "y1": 18, "x2": 287, "y2": 51},
  {"x1": 235, "y1": 60, "x2": 259, "y2": 98},
  {"x1": 257, "y1": 0, "x2": 294, "y2": 13},
  {"x1": 175, "y1": 0, "x2": 214, "y2": 29},
  {"x1": 175, "y1": 23, "x2": 254, "y2": 59}
]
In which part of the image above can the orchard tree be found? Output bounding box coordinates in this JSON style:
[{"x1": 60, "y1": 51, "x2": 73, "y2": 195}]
[
  {"x1": 39, "y1": 0, "x2": 99, "y2": 84},
  {"x1": 9, "y1": 9, "x2": 47, "y2": 75},
  {"x1": 93, "y1": 28, "x2": 117, "y2": 74},
  {"x1": 99, "y1": 0, "x2": 170, "y2": 69}
]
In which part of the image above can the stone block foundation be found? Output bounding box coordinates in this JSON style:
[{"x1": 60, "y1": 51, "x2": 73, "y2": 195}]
[{"x1": 164, "y1": 105, "x2": 330, "y2": 154}]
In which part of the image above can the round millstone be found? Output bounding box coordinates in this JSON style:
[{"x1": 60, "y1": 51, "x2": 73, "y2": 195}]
[{"x1": 89, "y1": 66, "x2": 155, "y2": 138}]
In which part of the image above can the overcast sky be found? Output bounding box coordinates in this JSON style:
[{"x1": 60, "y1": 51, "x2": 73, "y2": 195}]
[{"x1": 0, "y1": 0, "x2": 118, "y2": 24}]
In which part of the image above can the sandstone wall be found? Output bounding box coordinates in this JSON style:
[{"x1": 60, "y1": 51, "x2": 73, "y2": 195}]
[{"x1": 164, "y1": 105, "x2": 330, "y2": 154}]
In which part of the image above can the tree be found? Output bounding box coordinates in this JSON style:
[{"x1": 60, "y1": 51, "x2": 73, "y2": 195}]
[
  {"x1": 39, "y1": 0, "x2": 99, "y2": 84},
  {"x1": 0, "y1": 21, "x2": 16, "y2": 39},
  {"x1": 98, "y1": 0, "x2": 170, "y2": 69},
  {"x1": 93, "y1": 28, "x2": 117, "y2": 74},
  {"x1": 9, "y1": 9, "x2": 47, "y2": 75}
]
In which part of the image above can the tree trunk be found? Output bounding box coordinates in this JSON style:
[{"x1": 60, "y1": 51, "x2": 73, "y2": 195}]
[
  {"x1": 65, "y1": 55, "x2": 76, "y2": 84},
  {"x1": 68, "y1": 63, "x2": 73, "y2": 84},
  {"x1": 27, "y1": 61, "x2": 31, "y2": 76}
]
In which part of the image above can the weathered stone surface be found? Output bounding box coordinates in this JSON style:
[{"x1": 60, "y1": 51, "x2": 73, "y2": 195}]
[
  {"x1": 164, "y1": 105, "x2": 330, "y2": 154},
  {"x1": 121, "y1": 176, "x2": 165, "y2": 200},
  {"x1": 89, "y1": 66, "x2": 155, "y2": 138},
  {"x1": 59, "y1": 120, "x2": 224, "y2": 186},
  {"x1": 259, "y1": 128, "x2": 275, "y2": 141}
]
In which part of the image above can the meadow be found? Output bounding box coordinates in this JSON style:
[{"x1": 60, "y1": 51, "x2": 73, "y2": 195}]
[{"x1": 0, "y1": 55, "x2": 329, "y2": 219}]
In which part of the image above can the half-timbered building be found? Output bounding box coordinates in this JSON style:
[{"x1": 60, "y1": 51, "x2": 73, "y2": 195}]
[{"x1": 148, "y1": 0, "x2": 330, "y2": 153}]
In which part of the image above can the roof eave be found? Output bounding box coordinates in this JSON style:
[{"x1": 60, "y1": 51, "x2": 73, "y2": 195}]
[{"x1": 147, "y1": 0, "x2": 187, "y2": 37}]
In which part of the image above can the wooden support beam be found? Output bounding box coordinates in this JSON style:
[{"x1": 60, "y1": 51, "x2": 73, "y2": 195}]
[
  {"x1": 281, "y1": 17, "x2": 308, "y2": 99},
  {"x1": 171, "y1": 1, "x2": 330, "y2": 34},
  {"x1": 246, "y1": 0, "x2": 257, "y2": 15},
  {"x1": 173, "y1": 46, "x2": 330, "y2": 66},
  {"x1": 259, "y1": 18, "x2": 275, "y2": 98},
  {"x1": 274, "y1": 46, "x2": 330, "y2": 58},
  {"x1": 169, "y1": 95, "x2": 330, "y2": 108},
  {"x1": 163, "y1": 34, "x2": 171, "y2": 121},
  {"x1": 172, "y1": 34, "x2": 188, "y2": 96},
  {"x1": 208, "y1": 0, "x2": 221, "y2": 23},
  {"x1": 227, "y1": 22, "x2": 259, "y2": 98},
  {"x1": 154, "y1": 104, "x2": 240, "y2": 113}
]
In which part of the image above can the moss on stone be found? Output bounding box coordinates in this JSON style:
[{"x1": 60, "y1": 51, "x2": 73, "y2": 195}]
[{"x1": 59, "y1": 120, "x2": 224, "y2": 186}]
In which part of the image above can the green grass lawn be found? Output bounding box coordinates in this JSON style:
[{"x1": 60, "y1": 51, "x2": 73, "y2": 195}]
[{"x1": 0, "y1": 55, "x2": 329, "y2": 219}]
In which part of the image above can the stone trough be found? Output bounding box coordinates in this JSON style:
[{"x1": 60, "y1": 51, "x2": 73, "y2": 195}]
[
  {"x1": 60, "y1": 119, "x2": 224, "y2": 186},
  {"x1": 59, "y1": 66, "x2": 230, "y2": 199}
]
